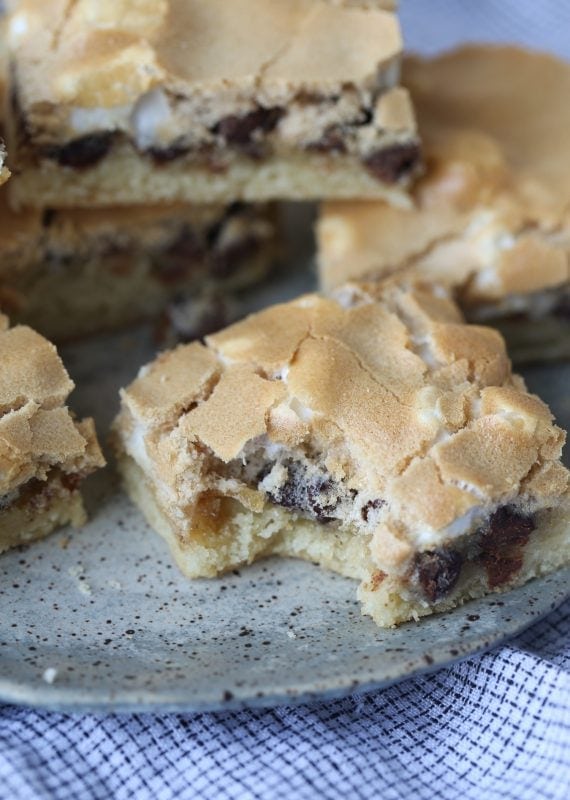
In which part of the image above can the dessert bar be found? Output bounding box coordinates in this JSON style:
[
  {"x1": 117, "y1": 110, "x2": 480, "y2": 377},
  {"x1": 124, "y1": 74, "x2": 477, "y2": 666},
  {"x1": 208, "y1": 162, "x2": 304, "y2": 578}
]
[
  {"x1": 113, "y1": 280, "x2": 570, "y2": 626},
  {"x1": 318, "y1": 47, "x2": 570, "y2": 361},
  {"x1": 0, "y1": 198, "x2": 276, "y2": 341},
  {"x1": 0, "y1": 315, "x2": 104, "y2": 553},
  {"x1": 6, "y1": 0, "x2": 419, "y2": 207}
]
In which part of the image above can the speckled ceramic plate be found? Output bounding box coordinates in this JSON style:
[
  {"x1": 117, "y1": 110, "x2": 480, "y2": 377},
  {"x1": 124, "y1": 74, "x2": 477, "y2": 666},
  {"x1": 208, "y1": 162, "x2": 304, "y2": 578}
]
[{"x1": 0, "y1": 242, "x2": 569, "y2": 713}]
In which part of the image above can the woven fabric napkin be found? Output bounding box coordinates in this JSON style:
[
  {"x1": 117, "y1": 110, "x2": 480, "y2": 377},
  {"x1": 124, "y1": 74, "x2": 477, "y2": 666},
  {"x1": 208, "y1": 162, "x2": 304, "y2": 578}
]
[{"x1": 1, "y1": 2, "x2": 569, "y2": 798}]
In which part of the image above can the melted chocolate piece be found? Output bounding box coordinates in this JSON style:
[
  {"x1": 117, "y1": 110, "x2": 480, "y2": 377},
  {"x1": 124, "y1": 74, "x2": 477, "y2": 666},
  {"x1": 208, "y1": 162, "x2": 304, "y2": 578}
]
[
  {"x1": 60, "y1": 472, "x2": 82, "y2": 492},
  {"x1": 148, "y1": 144, "x2": 190, "y2": 165},
  {"x1": 152, "y1": 228, "x2": 206, "y2": 285},
  {"x1": 214, "y1": 107, "x2": 284, "y2": 158},
  {"x1": 44, "y1": 133, "x2": 115, "y2": 168},
  {"x1": 415, "y1": 548, "x2": 463, "y2": 603},
  {"x1": 211, "y1": 235, "x2": 261, "y2": 280},
  {"x1": 266, "y1": 464, "x2": 339, "y2": 524},
  {"x1": 363, "y1": 143, "x2": 421, "y2": 183},
  {"x1": 305, "y1": 128, "x2": 347, "y2": 155},
  {"x1": 477, "y1": 506, "x2": 535, "y2": 588},
  {"x1": 361, "y1": 498, "x2": 385, "y2": 522}
]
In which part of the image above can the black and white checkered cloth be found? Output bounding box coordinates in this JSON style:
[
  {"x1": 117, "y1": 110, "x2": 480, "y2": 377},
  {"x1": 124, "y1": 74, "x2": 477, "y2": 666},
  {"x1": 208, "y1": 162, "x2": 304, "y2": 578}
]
[
  {"x1": 0, "y1": 2, "x2": 569, "y2": 798},
  {"x1": 0, "y1": 600, "x2": 568, "y2": 800}
]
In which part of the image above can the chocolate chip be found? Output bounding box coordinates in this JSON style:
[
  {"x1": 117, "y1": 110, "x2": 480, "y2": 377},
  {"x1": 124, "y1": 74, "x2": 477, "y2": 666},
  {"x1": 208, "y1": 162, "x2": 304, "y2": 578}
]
[
  {"x1": 214, "y1": 107, "x2": 284, "y2": 157},
  {"x1": 60, "y1": 473, "x2": 82, "y2": 493},
  {"x1": 152, "y1": 228, "x2": 206, "y2": 285},
  {"x1": 361, "y1": 498, "x2": 385, "y2": 522},
  {"x1": 477, "y1": 506, "x2": 535, "y2": 588},
  {"x1": 305, "y1": 128, "x2": 347, "y2": 154},
  {"x1": 415, "y1": 548, "x2": 463, "y2": 603},
  {"x1": 211, "y1": 235, "x2": 261, "y2": 280},
  {"x1": 363, "y1": 143, "x2": 421, "y2": 183},
  {"x1": 266, "y1": 464, "x2": 339, "y2": 524},
  {"x1": 148, "y1": 144, "x2": 190, "y2": 164},
  {"x1": 554, "y1": 295, "x2": 570, "y2": 319},
  {"x1": 41, "y1": 209, "x2": 56, "y2": 228},
  {"x1": 44, "y1": 133, "x2": 115, "y2": 168}
]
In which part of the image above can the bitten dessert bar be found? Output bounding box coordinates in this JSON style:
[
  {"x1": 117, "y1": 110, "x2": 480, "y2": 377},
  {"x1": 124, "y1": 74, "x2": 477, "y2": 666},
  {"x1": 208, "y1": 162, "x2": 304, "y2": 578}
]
[
  {"x1": 0, "y1": 315, "x2": 104, "y2": 553},
  {"x1": 318, "y1": 47, "x2": 570, "y2": 361},
  {"x1": 113, "y1": 279, "x2": 570, "y2": 627},
  {"x1": 6, "y1": 0, "x2": 420, "y2": 207}
]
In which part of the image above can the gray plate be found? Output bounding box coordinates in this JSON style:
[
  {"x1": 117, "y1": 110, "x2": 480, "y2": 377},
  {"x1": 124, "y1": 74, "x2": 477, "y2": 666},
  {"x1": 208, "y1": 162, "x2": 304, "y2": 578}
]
[{"x1": 0, "y1": 244, "x2": 569, "y2": 713}]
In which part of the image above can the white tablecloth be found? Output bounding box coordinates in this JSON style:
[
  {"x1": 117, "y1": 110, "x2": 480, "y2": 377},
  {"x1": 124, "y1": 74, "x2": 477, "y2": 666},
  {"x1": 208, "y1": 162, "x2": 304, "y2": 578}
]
[{"x1": 1, "y1": 2, "x2": 569, "y2": 798}]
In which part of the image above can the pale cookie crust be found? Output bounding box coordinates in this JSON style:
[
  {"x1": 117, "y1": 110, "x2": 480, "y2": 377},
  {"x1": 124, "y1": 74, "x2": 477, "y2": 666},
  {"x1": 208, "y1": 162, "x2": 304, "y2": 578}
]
[
  {"x1": 6, "y1": 0, "x2": 419, "y2": 206},
  {"x1": 0, "y1": 315, "x2": 105, "y2": 552},
  {"x1": 113, "y1": 279, "x2": 570, "y2": 627},
  {"x1": 318, "y1": 47, "x2": 570, "y2": 357}
]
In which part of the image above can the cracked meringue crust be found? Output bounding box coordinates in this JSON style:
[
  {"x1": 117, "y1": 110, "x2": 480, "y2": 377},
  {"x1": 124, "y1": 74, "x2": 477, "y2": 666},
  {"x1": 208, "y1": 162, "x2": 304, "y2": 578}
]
[
  {"x1": 6, "y1": 0, "x2": 420, "y2": 206},
  {"x1": 113, "y1": 280, "x2": 570, "y2": 627},
  {"x1": 317, "y1": 47, "x2": 570, "y2": 359},
  {"x1": 0, "y1": 314, "x2": 105, "y2": 553}
]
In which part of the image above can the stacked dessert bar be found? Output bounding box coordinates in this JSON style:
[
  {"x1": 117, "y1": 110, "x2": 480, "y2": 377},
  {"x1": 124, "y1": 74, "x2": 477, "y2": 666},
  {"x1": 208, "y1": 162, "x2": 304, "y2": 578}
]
[{"x1": 1, "y1": 1, "x2": 569, "y2": 627}]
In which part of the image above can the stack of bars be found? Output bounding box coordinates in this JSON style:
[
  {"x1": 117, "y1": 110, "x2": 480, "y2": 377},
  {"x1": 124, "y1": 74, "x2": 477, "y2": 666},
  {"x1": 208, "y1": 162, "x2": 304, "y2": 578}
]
[{"x1": 1, "y1": 0, "x2": 569, "y2": 627}]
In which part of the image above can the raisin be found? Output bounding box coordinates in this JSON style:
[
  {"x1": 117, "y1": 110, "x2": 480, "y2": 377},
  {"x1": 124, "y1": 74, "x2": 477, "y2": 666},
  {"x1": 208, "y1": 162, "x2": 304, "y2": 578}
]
[
  {"x1": 363, "y1": 143, "x2": 421, "y2": 183},
  {"x1": 415, "y1": 548, "x2": 463, "y2": 603},
  {"x1": 45, "y1": 133, "x2": 115, "y2": 168},
  {"x1": 477, "y1": 506, "x2": 535, "y2": 588}
]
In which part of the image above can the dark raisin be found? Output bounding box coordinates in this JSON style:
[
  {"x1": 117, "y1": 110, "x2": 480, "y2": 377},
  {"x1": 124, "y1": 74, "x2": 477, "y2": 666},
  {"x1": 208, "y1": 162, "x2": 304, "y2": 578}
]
[
  {"x1": 363, "y1": 143, "x2": 421, "y2": 183},
  {"x1": 415, "y1": 548, "x2": 463, "y2": 603},
  {"x1": 211, "y1": 235, "x2": 261, "y2": 280},
  {"x1": 152, "y1": 228, "x2": 206, "y2": 285},
  {"x1": 361, "y1": 498, "x2": 385, "y2": 522},
  {"x1": 214, "y1": 107, "x2": 284, "y2": 158},
  {"x1": 44, "y1": 133, "x2": 115, "y2": 169},
  {"x1": 477, "y1": 506, "x2": 535, "y2": 588}
]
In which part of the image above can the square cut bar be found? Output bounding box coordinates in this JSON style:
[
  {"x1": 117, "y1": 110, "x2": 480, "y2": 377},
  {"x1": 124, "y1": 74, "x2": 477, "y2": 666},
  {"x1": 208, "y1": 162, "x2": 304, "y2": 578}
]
[
  {"x1": 0, "y1": 28, "x2": 276, "y2": 342},
  {"x1": 0, "y1": 196, "x2": 277, "y2": 342},
  {"x1": 0, "y1": 314, "x2": 104, "y2": 553},
  {"x1": 6, "y1": 0, "x2": 420, "y2": 207},
  {"x1": 318, "y1": 47, "x2": 570, "y2": 362},
  {"x1": 113, "y1": 280, "x2": 570, "y2": 627}
]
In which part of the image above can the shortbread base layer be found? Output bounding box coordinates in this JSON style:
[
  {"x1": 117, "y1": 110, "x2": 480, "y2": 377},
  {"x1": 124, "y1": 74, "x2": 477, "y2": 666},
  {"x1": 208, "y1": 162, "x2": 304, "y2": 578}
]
[
  {"x1": 9, "y1": 151, "x2": 415, "y2": 209},
  {"x1": 119, "y1": 455, "x2": 570, "y2": 627},
  {"x1": 0, "y1": 482, "x2": 86, "y2": 555}
]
